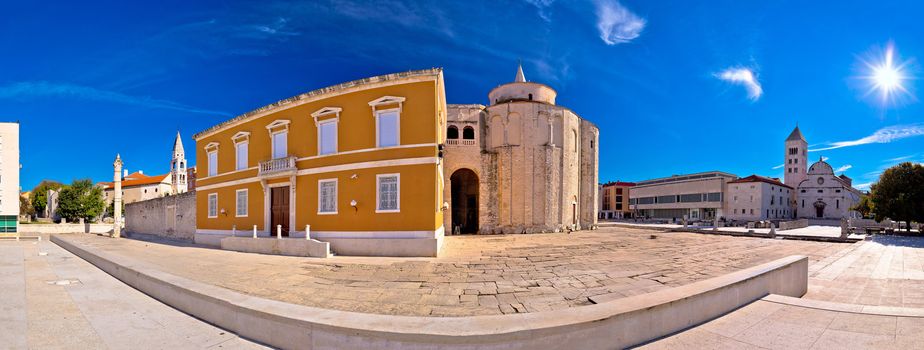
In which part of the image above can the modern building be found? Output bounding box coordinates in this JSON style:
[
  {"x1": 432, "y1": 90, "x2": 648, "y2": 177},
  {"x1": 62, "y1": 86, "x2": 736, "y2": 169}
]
[
  {"x1": 101, "y1": 132, "x2": 191, "y2": 204},
  {"x1": 193, "y1": 69, "x2": 447, "y2": 256},
  {"x1": 599, "y1": 181, "x2": 635, "y2": 219},
  {"x1": 725, "y1": 175, "x2": 794, "y2": 221},
  {"x1": 629, "y1": 171, "x2": 737, "y2": 221},
  {"x1": 442, "y1": 65, "x2": 599, "y2": 234},
  {"x1": 795, "y1": 158, "x2": 862, "y2": 219},
  {"x1": 0, "y1": 122, "x2": 19, "y2": 233}
]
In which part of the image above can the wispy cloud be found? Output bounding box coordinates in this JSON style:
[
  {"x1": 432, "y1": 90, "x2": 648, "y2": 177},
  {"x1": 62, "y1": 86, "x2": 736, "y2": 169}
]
[
  {"x1": 0, "y1": 81, "x2": 230, "y2": 116},
  {"x1": 822, "y1": 156, "x2": 830, "y2": 162},
  {"x1": 715, "y1": 67, "x2": 763, "y2": 101},
  {"x1": 835, "y1": 164, "x2": 852, "y2": 173},
  {"x1": 885, "y1": 154, "x2": 915, "y2": 162},
  {"x1": 524, "y1": 0, "x2": 555, "y2": 22},
  {"x1": 595, "y1": 0, "x2": 646, "y2": 45},
  {"x1": 810, "y1": 124, "x2": 924, "y2": 151},
  {"x1": 854, "y1": 182, "x2": 873, "y2": 191},
  {"x1": 771, "y1": 164, "x2": 784, "y2": 169}
]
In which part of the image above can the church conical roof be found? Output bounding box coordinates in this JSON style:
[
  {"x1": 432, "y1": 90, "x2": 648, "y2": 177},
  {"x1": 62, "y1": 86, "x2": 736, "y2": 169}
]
[
  {"x1": 786, "y1": 126, "x2": 805, "y2": 142},
  {"x1": 514, "y1": 63, "x2": 526, "y2": 83},
  {"x1": 173, "y1": 131, "x2": 185, "y2": 156}
]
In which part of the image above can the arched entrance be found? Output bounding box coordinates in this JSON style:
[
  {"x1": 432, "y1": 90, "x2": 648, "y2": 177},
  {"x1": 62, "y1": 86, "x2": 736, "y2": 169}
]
[
  {"x1": 814, "y1": 200, "x2": 826, "y2": 218},
  {"x1": 450, "y1": 169, "x2": 479, "y2": 234}
]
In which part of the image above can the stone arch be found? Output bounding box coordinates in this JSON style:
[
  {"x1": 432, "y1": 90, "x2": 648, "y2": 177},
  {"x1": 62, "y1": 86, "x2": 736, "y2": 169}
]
[
  {"x1": 462, "y1": 126, "x2": 475, "y2": 139},
  {"x1": 447, "y1": 125, "x2": 459, "y2": 139},
  {"x1": 450, "y1": 168, "x2": 480, "y2": 234}
]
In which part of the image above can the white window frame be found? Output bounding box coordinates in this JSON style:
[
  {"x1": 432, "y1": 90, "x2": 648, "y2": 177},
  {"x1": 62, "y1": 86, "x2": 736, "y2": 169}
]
[
  {"x1": 375, "y1": 173, "x2": 401, "y2": 213},
  {"x1": 207, "y1": 150, "x2": 218, "y2": 177},
  {"x1": 208, "y1": 193, "x2": 218, "y2": 218},
  {"x1": 235, "y1": 189, "x2": 248, "y2": 217},
  {"x1": 234, "y1": 141, "x2": 248, "y2": 171},
  {"x1": 374, "y1": 108, "x2": 401, "y2": 148},
  {"x1": 271, "y1": 129, "x2": 288, "y2": 159},
  {"x1": 317, "y1": 178, "x2": 338, "y2": 215},
  {"x1": 317, "y1": 118, "x2": 338, "y2": 155}
]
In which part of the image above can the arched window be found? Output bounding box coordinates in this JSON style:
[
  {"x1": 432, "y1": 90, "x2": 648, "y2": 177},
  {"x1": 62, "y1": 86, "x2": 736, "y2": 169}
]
[
  {"x1": 462, "y1": 126, "x2": 475, "y2": 139},
  {"x1": 528, "y1": 93, "x2": 533, "y2": 101},
  {"x1": 447, "y1": 125, "x2": 459, "y2": 139}
]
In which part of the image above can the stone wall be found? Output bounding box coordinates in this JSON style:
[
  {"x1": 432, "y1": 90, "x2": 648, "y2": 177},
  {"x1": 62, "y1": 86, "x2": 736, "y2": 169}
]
[
  {"x1": 125, "y1": 191, "x2": 196, "y2": 241},
  {"x1": 778, "y1": 219, "x2": 809, "y2": 231},
  {"x1": 17, "y1": 223, "x2": 115, "y2": 234}
]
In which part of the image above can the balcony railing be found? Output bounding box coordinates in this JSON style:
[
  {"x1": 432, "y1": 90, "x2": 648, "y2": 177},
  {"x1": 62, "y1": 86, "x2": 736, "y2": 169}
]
[
  {"x1": 259, "y1": 156, "x2": 297, "y2": 177},
  {"x1": 447, "y1": 139, "x2": 476, "y2": 146}
]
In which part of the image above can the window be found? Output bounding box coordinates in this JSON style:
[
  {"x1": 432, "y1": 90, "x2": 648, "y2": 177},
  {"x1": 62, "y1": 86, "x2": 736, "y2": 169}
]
[
  {"x1": 318, "y1": 179, "x2": 337, "y2": 214},
  {"x1": 376, "y1": 109, "x2": 400, "y2": 147},
  {"x1": 447, "y1": 125, "x2": 459, "y2": 139},
  {"x1": 235, "y1": 141, "x2": 248, "y2": 170},
  {"x1": 376, "y1": 174, "x2": 400, "y2": 212},
  {"x1": 236, "y1": 189, "x2": 248, "y2": 217},
  {"x1": 207, "y1": 151, "x2": 218, "y2": 176},
  {"x1": 462, "y1": 126, "x2": 475, "y2": 139},
  {"x1": 208, "y1": 193, "x2": 218, "y2": 218},
  {"x1": 271, "y1": 131, "x2": 287, "y2": 159},
  {"x1": 318, "y1": 120, "x2": 337, "y2": 155}
]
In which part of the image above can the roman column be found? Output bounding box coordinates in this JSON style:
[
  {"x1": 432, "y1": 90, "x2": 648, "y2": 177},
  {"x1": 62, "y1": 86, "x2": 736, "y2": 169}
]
[{"x1": 113, "y1": 154, "x2": 123, "y2": 238}]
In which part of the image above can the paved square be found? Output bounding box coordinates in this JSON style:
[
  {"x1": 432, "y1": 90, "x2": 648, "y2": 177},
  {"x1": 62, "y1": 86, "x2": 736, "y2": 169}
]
[{"x1": 60, "y1": 227, "x2": 850, "y2": 317}]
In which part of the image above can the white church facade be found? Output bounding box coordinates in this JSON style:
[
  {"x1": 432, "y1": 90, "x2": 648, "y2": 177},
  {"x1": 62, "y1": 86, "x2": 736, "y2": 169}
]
[
  {"x1": 783, "y1": 127, "x2": 863, "y2": 220},
  {"x1": 101, "y1": 131, "x2": 191, "y2": 205}
]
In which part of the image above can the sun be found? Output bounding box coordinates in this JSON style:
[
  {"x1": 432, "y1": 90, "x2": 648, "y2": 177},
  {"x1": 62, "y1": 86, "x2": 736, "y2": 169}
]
[{"x1": 862, "y1": 42, "x2": 913, "y2": 105}]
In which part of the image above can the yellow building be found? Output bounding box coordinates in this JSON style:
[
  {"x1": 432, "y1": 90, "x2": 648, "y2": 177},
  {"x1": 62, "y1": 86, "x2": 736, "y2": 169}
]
[{"x1": 193, "y1": 69, "x2": 446, "y2": 256}]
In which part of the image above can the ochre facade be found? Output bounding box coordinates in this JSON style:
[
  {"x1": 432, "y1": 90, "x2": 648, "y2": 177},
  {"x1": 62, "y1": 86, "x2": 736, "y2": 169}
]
[{"x1": 193, "y1": 69, "x2": 446, "y2": 256}]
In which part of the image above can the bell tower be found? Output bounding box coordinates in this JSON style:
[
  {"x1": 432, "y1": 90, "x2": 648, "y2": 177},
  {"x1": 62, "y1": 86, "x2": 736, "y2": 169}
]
[
  {"x1": 784, "y1": 126, "x2": 807, "y2": 188},
  {"x1": 170, "y1": 131, "x2": 188, "y2": 194}
]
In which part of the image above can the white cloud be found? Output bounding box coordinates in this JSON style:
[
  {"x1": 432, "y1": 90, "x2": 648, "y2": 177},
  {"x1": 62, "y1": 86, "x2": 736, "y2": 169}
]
[
  {"x1": 822, "y1": 156, "x2": 829, "y2": 162},
  {"x1": 0, "y1": 81, "x2": 230, "y2": 116},
  {"x1": 715, "y1": 67, "x2": 763, "y2": 101},
  {"x1": 810, "y1": 124, "x2": 924, "y2": 151},
  {"x1": 835, "y1": 164, "x2": 852, "y2": 173},
  {"x1": 524, "y1": 0, "x2": 555, "y2": 22},
  {"x1": 885, "y1": 154, "x2": 915, "y2": 162},
  {"x1": 771, "y1": 164, "x2": 784, "y2": 169},
  {"x1": 854, "y1": 182, "x2": 873, "y2": 191},
  {"x1": 595, "y1": 0, "x2": 646, "y2": 45}
]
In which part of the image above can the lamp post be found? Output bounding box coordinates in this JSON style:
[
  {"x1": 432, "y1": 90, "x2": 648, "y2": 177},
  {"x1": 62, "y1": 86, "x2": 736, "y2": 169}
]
[{"x1": 112, "y1": 154, "x2": 123, "y2": 238}]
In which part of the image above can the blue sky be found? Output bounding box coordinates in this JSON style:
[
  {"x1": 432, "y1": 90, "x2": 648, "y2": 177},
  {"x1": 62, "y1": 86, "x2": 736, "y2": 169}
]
[{"x1": 4, "y1": 0, "x2": 924, "y2": 192}]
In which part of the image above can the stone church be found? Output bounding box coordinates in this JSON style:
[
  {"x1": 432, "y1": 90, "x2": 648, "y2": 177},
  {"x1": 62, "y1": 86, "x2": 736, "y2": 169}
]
[
  {"x1": 783, "y1": 127, "x2": 862, "y2": 220},
  {"x1": 442, "y1": 65, "x2": 599, "y2": 234}
]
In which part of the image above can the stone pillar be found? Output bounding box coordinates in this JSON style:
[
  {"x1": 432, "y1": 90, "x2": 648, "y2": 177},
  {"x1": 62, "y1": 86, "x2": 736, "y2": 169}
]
[{"x1": 112, "y1": 154, "x2": 123, "y2": 238}]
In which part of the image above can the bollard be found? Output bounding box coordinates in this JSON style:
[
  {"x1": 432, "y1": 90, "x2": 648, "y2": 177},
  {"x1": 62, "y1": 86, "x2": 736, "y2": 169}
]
[
  {"x1": 232, "y1": 225, "x2": 236, "y2": 237},
  {"x1": 277, "y1": 225, "x2": 282, "y2": 239},
  {"x1": 253, "y1": 225, "x2": 257, "y2": 238},
  {"x1": 305, "y1": 225, "x2": 311, "y2": 240}
]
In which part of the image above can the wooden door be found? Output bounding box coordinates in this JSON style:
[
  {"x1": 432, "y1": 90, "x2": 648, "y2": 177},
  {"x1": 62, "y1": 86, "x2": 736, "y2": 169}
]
[{"x1": 271, "y1": 186, "x2": 290, "y2": 236}]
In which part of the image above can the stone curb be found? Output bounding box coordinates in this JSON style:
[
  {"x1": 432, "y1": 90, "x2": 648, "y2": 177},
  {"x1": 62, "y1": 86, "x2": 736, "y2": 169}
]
[
  {"x1": 763, "y1": 294, "x2": 924, "y2": 318},
  {"x1": 52, "y1": 234, "x2": 808, "y2": 350}
]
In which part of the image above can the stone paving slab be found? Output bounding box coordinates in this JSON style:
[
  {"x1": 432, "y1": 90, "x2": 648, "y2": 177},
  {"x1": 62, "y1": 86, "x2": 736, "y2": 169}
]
[
  {"x1": 57, "y1": 226, "x2": 849, "y2": 317},
  {"x1": 638, "y1": 298, "x2": 924, "y2": 350},
  {"x1": 0, "y1": 239, "x2": 266, "y2": 349}
]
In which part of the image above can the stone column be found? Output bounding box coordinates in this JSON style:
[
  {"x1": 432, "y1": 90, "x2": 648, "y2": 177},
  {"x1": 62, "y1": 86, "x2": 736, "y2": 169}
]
[{"x1": 112, "y1": 154, "x2": 123, "y2": 238}]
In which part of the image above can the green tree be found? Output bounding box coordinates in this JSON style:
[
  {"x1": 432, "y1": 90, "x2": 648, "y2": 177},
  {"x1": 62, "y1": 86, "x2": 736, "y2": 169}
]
[
  {"x1": 30, "y1": 180, "x2": 62, "y2": 216},
  {"x1": 870, "y1": 162, "x2": 924, "y2": 232},
  {"x1": 20, "y1": 194, "x2": 35, "y2": 218},
  {"x1": 56, "y1": 179, "x2": 106, "y2": 222},
  {"x1": 851, "y1": 195, "x2": 874, "y2": 219}
]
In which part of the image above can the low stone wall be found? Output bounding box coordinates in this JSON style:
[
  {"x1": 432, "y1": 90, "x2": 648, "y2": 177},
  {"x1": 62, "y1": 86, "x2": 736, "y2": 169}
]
[
  {"x1": 52, "y1": 234, "x2": 808, "y2": 350},
  {"x1": 778, "y1": 219, "x2": 809, "y2": 231},
  {"x1": 17, "y1": 223, "x2": 114, "y2": 234},
  {"x1": 125, "y1": 192, "x2": 196, "y2": 241},
  {"x1": 220, "y1": 237, "x2": 331, "y2": 258}
]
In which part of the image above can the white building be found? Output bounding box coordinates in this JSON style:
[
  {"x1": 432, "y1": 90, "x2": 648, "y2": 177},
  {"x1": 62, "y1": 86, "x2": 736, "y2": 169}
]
[
  {"x1": 725, "y1": 175, "x2": 794, "y2": 221},
  {"x1": 0, "y1": 122, "x2": 20, "y2": 233},
  {"x1": 101, "y1": 131, "x2": 190, "y2": 205},
  {"x1": 795, "y1": 158, "x2": 862, "y2": 219},
  {"x1": 629, "y1": 171, "x2": 737, "y2": 221}
]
